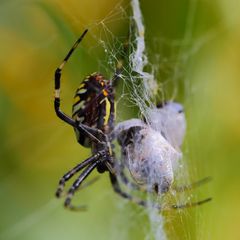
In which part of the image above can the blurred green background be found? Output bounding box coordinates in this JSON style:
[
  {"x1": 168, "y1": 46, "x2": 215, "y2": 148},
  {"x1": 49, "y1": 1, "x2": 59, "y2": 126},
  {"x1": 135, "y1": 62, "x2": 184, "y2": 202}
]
[{"x1": 0, "y1": 0, "x2": 240, "y2": 240}]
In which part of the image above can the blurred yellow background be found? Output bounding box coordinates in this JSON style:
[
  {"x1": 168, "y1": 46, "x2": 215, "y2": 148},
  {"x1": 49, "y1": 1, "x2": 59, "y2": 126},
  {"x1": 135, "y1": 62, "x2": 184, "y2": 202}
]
[{"x1": 0, "y1": 0, "x2": 240, "y2": 240}]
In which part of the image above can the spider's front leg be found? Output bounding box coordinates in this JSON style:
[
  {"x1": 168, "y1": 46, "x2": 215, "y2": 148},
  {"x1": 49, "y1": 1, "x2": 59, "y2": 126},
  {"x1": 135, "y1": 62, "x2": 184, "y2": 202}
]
[{"x1": 54, "y1": 29, "x2": 88, "y2": 127}]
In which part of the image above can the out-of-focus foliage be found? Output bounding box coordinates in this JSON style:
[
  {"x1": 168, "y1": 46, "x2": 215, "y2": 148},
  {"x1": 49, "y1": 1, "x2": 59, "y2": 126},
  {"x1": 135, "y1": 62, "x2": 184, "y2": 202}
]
[{"x1": 0, "y1": 0, "x2": 240, "y2": 240}]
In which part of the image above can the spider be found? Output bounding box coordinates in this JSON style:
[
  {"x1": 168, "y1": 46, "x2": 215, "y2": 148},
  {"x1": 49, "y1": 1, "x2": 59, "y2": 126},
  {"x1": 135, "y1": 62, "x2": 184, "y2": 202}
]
[
  {"x1": 54, "y1": 29, "x2": 140, "y2": 210},
  {"x1": 54, "y1": 29, "x2": 211, "y2": 210}
]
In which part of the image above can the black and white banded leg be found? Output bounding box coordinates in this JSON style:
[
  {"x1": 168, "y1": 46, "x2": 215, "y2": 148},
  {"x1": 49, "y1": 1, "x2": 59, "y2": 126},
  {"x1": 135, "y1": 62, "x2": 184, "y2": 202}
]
[
  {"x1": 56, "y1": 151, "x2": 104, "y2": 198},
  {"x1": 54, "y1": 29, "x2": 88, "y2": 127},
  {"x1": 64, "y1": 160, "x2": 100, "y2": 211}
]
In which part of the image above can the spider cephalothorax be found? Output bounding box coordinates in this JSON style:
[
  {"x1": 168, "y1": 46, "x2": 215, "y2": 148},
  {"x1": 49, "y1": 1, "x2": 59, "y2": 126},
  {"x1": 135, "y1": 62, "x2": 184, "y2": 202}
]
[{"x1": 54, "y1": 29, "x2": 211, "y2": 211}]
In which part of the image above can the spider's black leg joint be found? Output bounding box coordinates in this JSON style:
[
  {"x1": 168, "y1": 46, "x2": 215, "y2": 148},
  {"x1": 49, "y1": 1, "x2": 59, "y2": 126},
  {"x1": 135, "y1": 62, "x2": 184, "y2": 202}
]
[
  {"x1": 56, "y1": 151, "x2": 104, "y2": 198},
  {"x1": 171, "y1": 197, "x2": 212, "y2": 209},
  {"x1": 54, "y1": 29, "x2": 88, "y2": 127},
  {"x1": 109, "y1": 173, "x2": 148, "y2": 208},
  {"x1": 64, "y1": 160, "x2": 100, "y2": 211}
]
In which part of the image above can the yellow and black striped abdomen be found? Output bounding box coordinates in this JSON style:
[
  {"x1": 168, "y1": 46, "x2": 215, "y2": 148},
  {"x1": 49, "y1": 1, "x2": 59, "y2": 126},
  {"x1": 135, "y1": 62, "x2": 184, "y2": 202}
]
[{"x1": 72, "y1": 73, "x2": 114, "y2": 147}]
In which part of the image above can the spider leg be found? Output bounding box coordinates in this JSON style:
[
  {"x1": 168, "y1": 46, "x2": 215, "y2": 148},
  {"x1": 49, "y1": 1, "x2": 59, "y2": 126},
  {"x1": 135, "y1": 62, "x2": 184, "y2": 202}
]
[
  {"x1": 56, "y1": 151, "x2": 104, "y2": 198},
  {"x1": 109, "y1": 173, "x2": 148, "y2": 208},
  {"x1": 58, "y1": 177, "x2": 100, "y2": 198},
  {"x1": 116, "y1": 162, "x2": 145, "y2": 191},
  {"x1": 172, "y1": 176, "x2": 212, "y2": 192},
  {"x1": 118, "y1": 170, "x2": 139, "y2": 191},
  {"x1": 76, "y1": 123, "x2": 108, "y2": 145},
  {"x1": 112, "y1": 59, "x2": 123, "y2": 86},
  {"x1": 78, "y1": 176, "x2": 100, "y2": 190},
  {"x1": 171, "y1": 197, "x2": 212, "y2": 209},
  {"x1": 54, "y1": 29, "x2": 88, "y2": 127},
  {"x1": 107, "y1": 95, "x2": 115, "y2": 133},
  {"x1": 111, "y1": 32, "x2": 131, "y2": 88},
  {"x1": 107, "y1": 54, "x2": 122, "y2": 129},
  {"x1": 64, "y1": 160, "x2": 100, "y2": 211},
  {"x1": 112, "y1": 160, "x2": 145, "y2": 192},
  {"x1": 119, "y1": 170, "x2": 148, "y2": 193},
  {"x1": 110, "y1": 172, "x2": 212, "y2": 211}
]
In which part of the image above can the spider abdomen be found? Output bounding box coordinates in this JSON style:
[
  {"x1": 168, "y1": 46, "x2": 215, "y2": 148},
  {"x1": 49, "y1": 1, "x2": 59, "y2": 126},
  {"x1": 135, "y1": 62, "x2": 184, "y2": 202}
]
[{"x1": 72, "y1": 73, "x2": 114, "y2": 147}]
